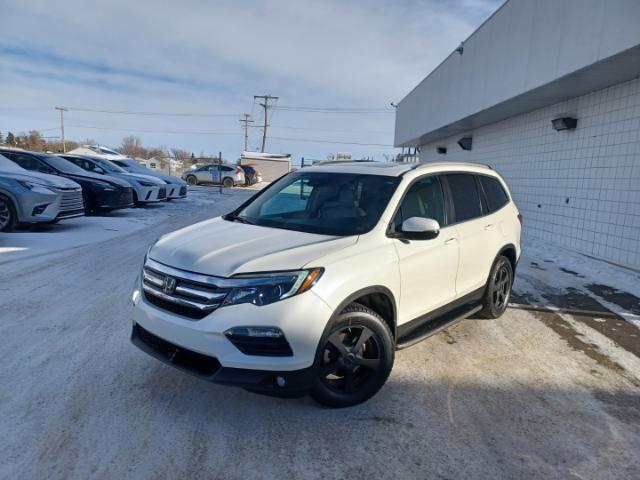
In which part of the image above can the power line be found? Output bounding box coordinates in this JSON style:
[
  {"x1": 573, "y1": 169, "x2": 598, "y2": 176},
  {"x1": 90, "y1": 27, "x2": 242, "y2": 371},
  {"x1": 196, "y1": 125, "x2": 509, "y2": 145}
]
[
  {"x1": 254, "y1": 95, "x2": 279, "y2": 152},
  {"x1": 255, "y1": 124, "x2": 391, "y2": 135},
  {"x1": 66, "y1": 124, "x2": 242, "y2": 136},
  {"x1": 274, "y1": 105, "x2": 393, "y2": 114},
  {"x1": 65, "y1": 108, "x2": 242, "y2": 118},
  {"x1": 269, "y1": 136, "x2": 393, "y2": 147}
]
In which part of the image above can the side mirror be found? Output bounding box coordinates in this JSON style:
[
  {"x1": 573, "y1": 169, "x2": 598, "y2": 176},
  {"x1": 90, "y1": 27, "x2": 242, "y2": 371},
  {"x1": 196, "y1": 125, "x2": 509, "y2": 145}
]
[
  {"x1": 93, "y1": 166, "x2": 105, "y2": 174},
  {"x1": 397, "y1": 217, "x2": 440, "y2": 240}
]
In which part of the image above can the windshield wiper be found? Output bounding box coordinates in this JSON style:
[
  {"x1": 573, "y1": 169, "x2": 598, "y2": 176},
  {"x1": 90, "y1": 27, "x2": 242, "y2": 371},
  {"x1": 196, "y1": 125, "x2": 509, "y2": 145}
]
[{"x1": 225, "y1": 214, "x2": 255, "y2": 225}]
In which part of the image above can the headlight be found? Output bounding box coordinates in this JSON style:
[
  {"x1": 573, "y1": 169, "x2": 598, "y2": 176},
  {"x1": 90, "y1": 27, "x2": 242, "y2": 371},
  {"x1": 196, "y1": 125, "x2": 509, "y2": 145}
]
[
  {"x1": 224, "y1": 268, "x2": 323, "y2": 307},
  {"x1": 93, "y1": 181, "x2": 116, "y2": 191},
  {"x1": 138, "y1": 180, "x2": 157, "y2": 187},
  {"x1": 18, "y1": 180, "x2": 53, "y2": 194}
]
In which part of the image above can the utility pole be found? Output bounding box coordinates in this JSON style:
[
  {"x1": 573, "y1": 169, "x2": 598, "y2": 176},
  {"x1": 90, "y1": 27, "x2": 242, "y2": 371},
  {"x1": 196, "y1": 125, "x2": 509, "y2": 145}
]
[
  {"x1": 55, "y1": 106, "x2": 68, "y2": 152},
  {"x1": 239, "y1": 113, "x2": 254, "y2": 151},
  {"x1": 253, "y1": 95, "x2": 278, "y2": 152}
]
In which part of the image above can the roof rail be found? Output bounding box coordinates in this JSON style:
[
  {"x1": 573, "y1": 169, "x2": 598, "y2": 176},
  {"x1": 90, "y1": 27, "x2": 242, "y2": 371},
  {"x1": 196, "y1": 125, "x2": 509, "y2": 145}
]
[{"x1": 410, "y1": 161, "x2": 493, "y2": 171}]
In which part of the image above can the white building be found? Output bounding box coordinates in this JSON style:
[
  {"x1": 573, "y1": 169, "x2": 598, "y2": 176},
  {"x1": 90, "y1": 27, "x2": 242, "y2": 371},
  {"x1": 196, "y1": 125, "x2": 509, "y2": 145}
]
[
  {"x1": 395, "y1": 0, "x2": 640, "y2": 270},
  {"x1": 239, "y1": 151, "x2": 291, "y2": 182}
]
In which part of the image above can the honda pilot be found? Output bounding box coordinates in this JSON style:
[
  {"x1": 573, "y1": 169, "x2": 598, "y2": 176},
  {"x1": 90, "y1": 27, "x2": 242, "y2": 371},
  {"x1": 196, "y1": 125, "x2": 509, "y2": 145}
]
[{"x1": 131, "y1": 161, "x2": 521, "y2": 407}]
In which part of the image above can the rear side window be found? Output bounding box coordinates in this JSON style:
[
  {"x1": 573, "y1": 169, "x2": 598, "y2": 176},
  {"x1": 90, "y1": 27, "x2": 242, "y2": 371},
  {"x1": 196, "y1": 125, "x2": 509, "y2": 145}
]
[
  {"x1": 446, "y1": 173, "x2": 482, "y2": 223},
  {"x1": 3, "y1": 153, "x2": 44, "y2": 171},
  {"x1": 479, "y1": 176, "x2": 509, "y2": 212}
]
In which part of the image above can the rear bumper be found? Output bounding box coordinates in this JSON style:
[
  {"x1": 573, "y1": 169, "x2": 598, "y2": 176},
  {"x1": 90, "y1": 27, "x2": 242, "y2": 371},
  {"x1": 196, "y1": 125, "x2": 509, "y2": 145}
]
[{"x1": 131, "y1": 323, "x2": 314, "y2": 396}]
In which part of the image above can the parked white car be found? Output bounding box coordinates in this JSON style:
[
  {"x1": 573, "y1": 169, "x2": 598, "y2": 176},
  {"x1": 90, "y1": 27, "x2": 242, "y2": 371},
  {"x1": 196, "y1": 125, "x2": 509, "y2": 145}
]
[
  {"x1": 131, "y1": 161, "x2": 521, "y2": 407},
  {"x1": 59, "y1": 155, "x2": 167, "y2": 204}
]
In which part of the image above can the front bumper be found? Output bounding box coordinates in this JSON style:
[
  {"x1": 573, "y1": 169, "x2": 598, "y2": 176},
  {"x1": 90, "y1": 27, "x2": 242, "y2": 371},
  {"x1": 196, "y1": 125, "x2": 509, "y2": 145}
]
[
  {"x1": 95, "y1": 187, "x2": 134, "y2": 211},
  {"x1": 166, "y1": 185, "x2": 187, "y2": 199},
  {"x1": 132, "y1": 282, "x2": 332, "y2": 373},
  {"x1": 136, "y1": 185, "x2": 165, "y2": 203},
  {"x1": 131, "y1": 323, "x2": 314, "y2": 396}
]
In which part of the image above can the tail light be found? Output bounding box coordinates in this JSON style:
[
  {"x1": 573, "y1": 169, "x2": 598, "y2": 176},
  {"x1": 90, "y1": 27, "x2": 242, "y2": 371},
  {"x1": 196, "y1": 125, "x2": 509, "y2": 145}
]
[
  {"x1": 517, "y1": 213, "x2": 523, "y2": 226},
  {"x1": 236, "y1": 166, "x2": 242, "y2": 174}
]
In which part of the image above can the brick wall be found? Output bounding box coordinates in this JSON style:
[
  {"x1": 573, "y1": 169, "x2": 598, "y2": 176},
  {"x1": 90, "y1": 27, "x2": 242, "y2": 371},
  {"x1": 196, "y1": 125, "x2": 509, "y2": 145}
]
[{"x1": 418, "y1": 78, "x2": 640, "y2": 270}]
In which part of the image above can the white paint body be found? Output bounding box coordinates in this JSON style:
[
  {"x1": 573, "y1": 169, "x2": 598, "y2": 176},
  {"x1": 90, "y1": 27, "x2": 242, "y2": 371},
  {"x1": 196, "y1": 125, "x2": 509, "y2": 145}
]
[{"x1": 133, "y1": 162, "x2": 521, "y2": 371}]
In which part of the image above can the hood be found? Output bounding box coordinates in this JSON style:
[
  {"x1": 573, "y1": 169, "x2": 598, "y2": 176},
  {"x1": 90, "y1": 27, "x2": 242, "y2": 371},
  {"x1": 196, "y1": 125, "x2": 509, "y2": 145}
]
[
  {"x1": 145, "y1": 172, "x2": 186, "y2": 185},
  {"x1": 0, "y1": 170, "x2": 81, "y2": 189},
  {"x1": 149, "y1": 217, "x2": 357, "y2": 277},
  {"x1": 65, "y1": 171, "x2": 131, "y2": 188},
  {"x1": 115, "y1": 172, "x2": 166, "y2": 185}
]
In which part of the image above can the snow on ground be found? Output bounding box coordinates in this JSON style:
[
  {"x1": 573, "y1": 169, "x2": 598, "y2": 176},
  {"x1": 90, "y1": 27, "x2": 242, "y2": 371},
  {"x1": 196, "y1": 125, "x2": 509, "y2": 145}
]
[
  {"x1": 0, "y1": 186, "x2": 247, "y2": 264},
  {"x1": 0, "y1": 186, "x2": 639, "y2": 478}
]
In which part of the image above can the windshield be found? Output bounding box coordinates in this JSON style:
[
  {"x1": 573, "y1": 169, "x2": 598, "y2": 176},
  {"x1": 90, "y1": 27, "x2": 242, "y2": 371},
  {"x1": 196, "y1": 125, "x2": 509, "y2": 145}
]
[
  {"x1": 231, "y1": 171, "x2": 400, "y2": 236},
  {"x1": 96, "y1": 159, "x2": 127, "y2": 173},
  {"x1": 41, "y1": 154, "x2": 90, "y2": 174},
  {"x1": 114, "y1": 160, "x2": 149, "y2": 174},
  {"x1": 0, "y1": 154, "x2": 25, "y2": 173}
]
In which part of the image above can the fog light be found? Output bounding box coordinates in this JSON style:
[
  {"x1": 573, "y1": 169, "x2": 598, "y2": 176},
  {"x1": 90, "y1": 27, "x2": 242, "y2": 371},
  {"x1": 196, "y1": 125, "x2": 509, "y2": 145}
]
[
  {"x1": 276, "y1": 376, "x2": 286, "y2": 388},
  {"x1": 32, "y1": 204, "x2": 49, "y2": 215},
  {"x1": 225, "y1": 327, "x2": 284, "y2": 338},
  {"x1": 132, "y1": 288, "x2": 140, "y2": 305}
]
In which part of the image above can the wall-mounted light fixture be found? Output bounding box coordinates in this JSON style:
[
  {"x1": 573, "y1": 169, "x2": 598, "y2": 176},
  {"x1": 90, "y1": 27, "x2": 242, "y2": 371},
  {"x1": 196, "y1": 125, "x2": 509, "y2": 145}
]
[
  {"x1": 552, "y1": 117, "x2": 578, "y2": 131},
  {"x1": 437, "y1": 146, "x2": 447, "y2": 154},
  {"x1": 458, "y1": 136, "x2": 472, "y2": 151}
]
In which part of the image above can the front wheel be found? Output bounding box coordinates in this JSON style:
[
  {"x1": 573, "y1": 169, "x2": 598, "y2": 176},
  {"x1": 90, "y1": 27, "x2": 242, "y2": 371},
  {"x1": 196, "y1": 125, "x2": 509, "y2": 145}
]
[
  {"x1": 310, "y1": 303, "x2": 394, "y2": 408},
  {"x1": 185, "y1": 176, "x2": 197, "y2": 186},
  {"x1": 479, "y1": 255, "x2": 513, "y2": 319},
  {"x1": 0, "y1": 194, "x2": 17, "y2": 232}
]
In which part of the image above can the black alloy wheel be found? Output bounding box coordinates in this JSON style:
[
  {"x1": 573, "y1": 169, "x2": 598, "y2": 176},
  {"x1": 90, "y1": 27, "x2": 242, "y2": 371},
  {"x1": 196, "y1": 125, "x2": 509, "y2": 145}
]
[
  {"x1": 479, "y1": 255, "x2": 513, "y2": 319},
  {"x1": 310, "y1": 303, "x2": 394, "y2": 407},
  {"x1": 186, "y1": 176, "x2": 197, "y2": 186}
]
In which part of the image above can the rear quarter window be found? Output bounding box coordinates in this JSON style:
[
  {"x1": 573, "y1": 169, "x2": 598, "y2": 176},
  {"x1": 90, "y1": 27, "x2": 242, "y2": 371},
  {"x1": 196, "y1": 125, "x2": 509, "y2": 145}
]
[{"x1": 479, "y1": 175, "x2": 509, "y2": 213}]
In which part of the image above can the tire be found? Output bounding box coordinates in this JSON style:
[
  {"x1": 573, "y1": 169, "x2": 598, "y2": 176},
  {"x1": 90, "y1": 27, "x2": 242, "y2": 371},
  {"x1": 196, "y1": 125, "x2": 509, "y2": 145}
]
[
  {"x1": 0, "y1": 194, "x2": 17, "y2": 232},
  {"x1": 479, "y1": 255, "x2": 513, "y2": 319},
  {"x1": 186, "y1": 176, "x2": 198, "y2": 186},
  {"x1": 309, "y1": 303, "x2": 394, "y2": 408},
  {"x1": 222, "y1": 177, "x2": 234, "y2": 188},
  {"x1": 83, "y1": 192, "x2": 97, "y2": 215}
]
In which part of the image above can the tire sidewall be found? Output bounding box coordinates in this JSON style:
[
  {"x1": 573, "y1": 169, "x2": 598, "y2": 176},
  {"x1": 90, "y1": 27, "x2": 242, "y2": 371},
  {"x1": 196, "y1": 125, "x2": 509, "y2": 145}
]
[
  {"x1": 484, "y1": 256, "x2": 513, "y2": 317},
  {"x1": 0, "y1": 194, "x2": 17, "y2": 232},
  {"x1": 186, "y1": 176, "x2": 197, "y2": 186},
  {"x1": 310, "y1": 305, "x2": 394, "y2": 407},
  {"x1": 223, "y1": 177, "x2": 233, "y2": 188}
]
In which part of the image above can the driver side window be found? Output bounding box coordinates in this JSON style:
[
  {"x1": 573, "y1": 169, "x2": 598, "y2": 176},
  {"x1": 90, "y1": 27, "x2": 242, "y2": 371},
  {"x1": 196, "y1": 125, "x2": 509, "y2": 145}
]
[{"x1": 394, "y1": 176, "x2": 446, "y2": 230}]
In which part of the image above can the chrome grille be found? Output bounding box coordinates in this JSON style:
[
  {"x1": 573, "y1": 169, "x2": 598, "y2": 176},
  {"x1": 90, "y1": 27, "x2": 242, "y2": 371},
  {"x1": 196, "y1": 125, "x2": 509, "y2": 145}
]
[
  {"x1": 142, "y1": 260, "x2": 230, "y2": 319},
  {"x1": 57, "y1": 188, "x2": 84, "y2": 212}
]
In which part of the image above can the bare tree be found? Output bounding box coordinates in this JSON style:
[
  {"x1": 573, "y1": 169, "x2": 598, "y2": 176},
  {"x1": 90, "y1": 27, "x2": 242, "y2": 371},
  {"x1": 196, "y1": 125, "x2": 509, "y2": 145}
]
[{"x1": 120, "y1": 135, "x2": 147, "y2": 158}]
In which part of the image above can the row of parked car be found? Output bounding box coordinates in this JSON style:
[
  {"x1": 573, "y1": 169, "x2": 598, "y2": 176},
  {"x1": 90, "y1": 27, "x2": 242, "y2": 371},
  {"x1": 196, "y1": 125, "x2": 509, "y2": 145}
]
[{"x1": 0, "y1": 147, "x2": 188, "y2": 232}]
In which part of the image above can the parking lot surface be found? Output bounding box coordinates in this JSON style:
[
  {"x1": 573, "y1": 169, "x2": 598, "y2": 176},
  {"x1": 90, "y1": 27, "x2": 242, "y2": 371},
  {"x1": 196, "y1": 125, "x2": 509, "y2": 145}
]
[{"x1": 1, "y1": 187, "x2": 639, "y2": 479}]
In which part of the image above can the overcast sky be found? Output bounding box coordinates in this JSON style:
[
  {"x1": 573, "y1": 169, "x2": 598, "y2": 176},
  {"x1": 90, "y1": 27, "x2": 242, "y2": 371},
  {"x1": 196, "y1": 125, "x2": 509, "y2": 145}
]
[{"x1": 0, "y1": 0, "x2": 501, "y2": 163}]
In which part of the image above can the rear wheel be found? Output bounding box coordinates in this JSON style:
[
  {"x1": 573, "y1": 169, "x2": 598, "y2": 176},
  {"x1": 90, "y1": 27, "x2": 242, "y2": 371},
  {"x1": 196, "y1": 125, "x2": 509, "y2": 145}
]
[
  {"x1": 186, "y1": 175, "x2": 198, "y2": 186},
  {"x1": 310, "y1": 303, "x2": 394, "y2": 408},
  {"x1": 83, "y1": 192, "x2": 97, "y2": 215},
  {"x1": 222, "y1": 177, "x2": 234, "y2": 188},
  {"x1": 479, "y1": 255, "x2": 513, "y2": 319},
  {"x1": 0, "y1": 195, "x2": 17, "y2": 232}
]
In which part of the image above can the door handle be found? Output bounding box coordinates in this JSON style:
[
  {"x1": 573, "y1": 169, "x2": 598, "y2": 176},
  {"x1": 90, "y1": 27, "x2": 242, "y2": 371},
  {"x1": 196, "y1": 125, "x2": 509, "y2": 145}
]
[
  {"x1": 484, "y1": 224, "x2": 494, "y2": 230},
  {"x1": 445, "y1": 237, "x2": 457, "y2": 245}
]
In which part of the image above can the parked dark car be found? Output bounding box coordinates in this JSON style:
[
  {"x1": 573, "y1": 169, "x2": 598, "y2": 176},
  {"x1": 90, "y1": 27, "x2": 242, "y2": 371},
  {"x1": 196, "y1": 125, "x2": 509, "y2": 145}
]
[
  {"x1": 239, "y1": 165, "x2": 263, "y2": 186},
  {"x1": 0, "y1": 148, "x2": 134, "y2": 214}
]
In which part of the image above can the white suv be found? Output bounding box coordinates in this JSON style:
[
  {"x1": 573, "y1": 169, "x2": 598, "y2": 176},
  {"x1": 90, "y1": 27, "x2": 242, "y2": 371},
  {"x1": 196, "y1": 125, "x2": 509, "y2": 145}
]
[{"x1": 131, "y1": 161, "x2": 521, "y2": 407}]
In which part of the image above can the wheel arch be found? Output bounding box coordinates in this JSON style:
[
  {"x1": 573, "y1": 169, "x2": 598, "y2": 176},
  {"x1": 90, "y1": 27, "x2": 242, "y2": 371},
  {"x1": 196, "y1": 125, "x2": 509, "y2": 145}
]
[
  {"x1": 498, "y1": 243, "x2": 518, "y2": 274},
  {"x1": 325, "y1": 286, "x2": 398, "y2": 340},
  {"x1": 0, "y1": 190, "x2": 21, "y2": 220}
]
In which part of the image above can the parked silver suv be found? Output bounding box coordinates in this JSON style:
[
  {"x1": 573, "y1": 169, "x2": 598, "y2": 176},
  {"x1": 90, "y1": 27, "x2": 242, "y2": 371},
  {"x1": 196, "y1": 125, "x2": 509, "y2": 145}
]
[
  {"x1": 182, "y1": 164, "x2": 245, "y2": 187},
  {"x1": 0, "y1": 154, "x2": 84, "y2": 231}
]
